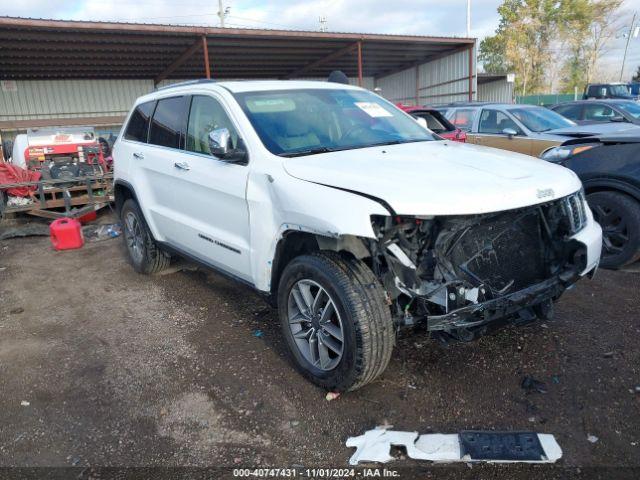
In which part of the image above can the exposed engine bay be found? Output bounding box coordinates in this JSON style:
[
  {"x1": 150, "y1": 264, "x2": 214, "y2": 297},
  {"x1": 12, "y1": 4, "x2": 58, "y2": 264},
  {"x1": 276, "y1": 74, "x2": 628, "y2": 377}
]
[{"x1": 368, "y1": 191, "x2": 589, "y2": 342}]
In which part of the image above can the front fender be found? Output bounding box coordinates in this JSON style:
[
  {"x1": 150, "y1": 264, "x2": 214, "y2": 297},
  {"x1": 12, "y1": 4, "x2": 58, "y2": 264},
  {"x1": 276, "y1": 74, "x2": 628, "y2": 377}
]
[{"x1": 246, "y1": 167, "x2": 391, "y2": 292}]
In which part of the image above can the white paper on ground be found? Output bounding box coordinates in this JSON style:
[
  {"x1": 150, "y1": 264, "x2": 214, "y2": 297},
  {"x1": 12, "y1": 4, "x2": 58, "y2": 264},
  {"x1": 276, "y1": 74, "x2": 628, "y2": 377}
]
[{"x1": 346, "y1": 429, "x2": 563, "y2": 466}]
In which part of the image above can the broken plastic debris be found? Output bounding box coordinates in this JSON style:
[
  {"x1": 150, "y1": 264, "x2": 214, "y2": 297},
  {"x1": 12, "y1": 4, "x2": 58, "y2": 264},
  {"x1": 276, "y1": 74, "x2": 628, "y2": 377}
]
[
  {"x1": 325, "y1": 392, "x2": 340, "y2": 401},
  {"x1": 20, "y1": 400, "x2": 30, "y2": 406},
  {"x1": 346, "y1": 428, "x2": 562, "y2": 466},
  {"x1": 84, "y1": 223, "x2": 121, "y2": 242},
  {"x1": 253, "y1": 329, "x2": 263, "y2": 338},
  {"x1": 587, "y1": 435, "x2": 599, "y2": 443}
]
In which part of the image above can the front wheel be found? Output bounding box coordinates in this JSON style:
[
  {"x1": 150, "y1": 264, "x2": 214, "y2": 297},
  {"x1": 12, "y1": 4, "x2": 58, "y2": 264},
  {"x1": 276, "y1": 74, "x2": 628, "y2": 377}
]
[
  {"x1": 588, "y1": 191, "x2": 640, "y2": 269},
  {"x1": 277, "y1": 252, "x2": 395, "y2": 392}
]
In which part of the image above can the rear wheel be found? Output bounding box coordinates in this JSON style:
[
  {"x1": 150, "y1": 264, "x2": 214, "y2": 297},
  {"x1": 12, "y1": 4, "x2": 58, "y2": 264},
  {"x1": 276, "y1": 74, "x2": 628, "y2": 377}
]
[
  {"x1": 588, "y1": 191, "x2": 640, "y2": 269},
  {"x1": 121, "y1": 199, "x2": 170, "y2": 274},
  {"x1": 278, "y1": 252, "x2": 395, "y2": 392}
]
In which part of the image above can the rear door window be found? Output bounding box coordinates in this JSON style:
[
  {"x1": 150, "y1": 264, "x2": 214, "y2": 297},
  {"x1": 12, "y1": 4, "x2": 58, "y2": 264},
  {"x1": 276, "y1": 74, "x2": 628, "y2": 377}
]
[
  {"x1": 553, "y1": 104, "x2": 582, "y2": 121},
  {"x1": 124, "y1": 101, "x2": 155, "y2": 143},
  {"x1": 149, "y1": 96, "x2": 191, "y2": 149},
  {"x1": 583, "y1": 104, "x2": 615, "y2": 122}
]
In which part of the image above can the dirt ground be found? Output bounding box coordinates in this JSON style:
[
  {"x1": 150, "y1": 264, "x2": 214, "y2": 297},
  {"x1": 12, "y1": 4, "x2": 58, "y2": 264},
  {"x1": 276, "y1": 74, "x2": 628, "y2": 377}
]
[{"x1": 0, "y1": 223, "x2": 639, "y2": 477}]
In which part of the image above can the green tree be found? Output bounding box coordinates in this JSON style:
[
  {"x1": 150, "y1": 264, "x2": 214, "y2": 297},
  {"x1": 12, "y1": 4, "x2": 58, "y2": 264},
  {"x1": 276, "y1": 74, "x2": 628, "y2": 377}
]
[
  {"x1": 559, "y1": 0, "x2": 623, "y2": 93},
  {"x1": 479, "y1": 0, "x2": 562, "y2": 96},
  {"x1": 479, "y1": 0, "x2": 624, "y2": 95}
]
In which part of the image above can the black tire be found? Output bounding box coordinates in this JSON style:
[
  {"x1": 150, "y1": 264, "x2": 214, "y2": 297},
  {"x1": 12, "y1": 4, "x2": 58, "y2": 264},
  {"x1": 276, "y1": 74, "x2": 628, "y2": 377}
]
[
  {"x1": 120, "y1": 199, "x2": 170, "y2": 274},
  {"x1": 588, "y1": 191, "x2": 640, "y2": 269},
  {"x1": 277, "y1": 252, "x2": 395, "y2": 392}
]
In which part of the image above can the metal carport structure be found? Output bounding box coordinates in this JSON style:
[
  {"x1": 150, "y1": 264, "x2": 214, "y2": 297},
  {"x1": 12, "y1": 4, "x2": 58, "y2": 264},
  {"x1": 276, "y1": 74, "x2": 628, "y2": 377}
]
[{"x1": 0, "y1": 17, "x2": 475, "y2": 131}]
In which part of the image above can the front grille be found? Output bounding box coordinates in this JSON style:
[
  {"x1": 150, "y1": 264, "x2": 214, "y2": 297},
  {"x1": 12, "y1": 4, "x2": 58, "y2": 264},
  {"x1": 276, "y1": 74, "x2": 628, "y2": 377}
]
[
  {"x1": 443, "y1": 209, "x2": 547, "y2": 293},
  {"x1": 563, "y1": 191, "x2": 587, "y2": 234},
  {"x1": 437, "y1": 192, "x2": 585, "y2": 296}
]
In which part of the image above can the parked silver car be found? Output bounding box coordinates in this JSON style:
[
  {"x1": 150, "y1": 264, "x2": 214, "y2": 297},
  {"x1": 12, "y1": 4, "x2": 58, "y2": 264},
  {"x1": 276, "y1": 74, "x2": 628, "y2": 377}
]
[{"x1": 437, "y1": 103, "x2": 640, "y2": 156}]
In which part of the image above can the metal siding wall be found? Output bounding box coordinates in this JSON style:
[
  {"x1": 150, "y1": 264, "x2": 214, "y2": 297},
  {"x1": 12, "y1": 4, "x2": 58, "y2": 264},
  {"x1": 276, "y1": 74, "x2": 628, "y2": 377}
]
[
  {"x1": 375, "y1": 67, "x2": 417, "y2": 105},
  {"x1": 376, "y1": 47, "x2": 475, "y2": 106},
  {"x1": 477, "y1": 79, "x2": 514, "y2": 103},
  {"x1": 0, "y1": 79, "x2": 153, "y2": 121},
  {"x1": 418, "y1": 48, "x2": 473, "y2": 105},
  {"x1": 299, "y1": 76, "x2": 375, "y2": 90}
]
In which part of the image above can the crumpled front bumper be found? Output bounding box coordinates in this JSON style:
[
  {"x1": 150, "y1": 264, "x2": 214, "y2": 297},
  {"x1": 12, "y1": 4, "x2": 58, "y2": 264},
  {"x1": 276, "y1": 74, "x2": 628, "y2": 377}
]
[
  {"x1": 426, "y1": 275, "x2": 568, "y2": 331},
  {"x1": 426, "y1": 210, "x2": 602, "y2": 333}
]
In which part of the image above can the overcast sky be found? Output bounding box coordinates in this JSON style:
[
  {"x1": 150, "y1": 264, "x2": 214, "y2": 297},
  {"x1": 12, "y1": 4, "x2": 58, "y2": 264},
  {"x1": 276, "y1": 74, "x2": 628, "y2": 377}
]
[{"x1": 3, "y1": 0, "x2": 640, "y2": 80}]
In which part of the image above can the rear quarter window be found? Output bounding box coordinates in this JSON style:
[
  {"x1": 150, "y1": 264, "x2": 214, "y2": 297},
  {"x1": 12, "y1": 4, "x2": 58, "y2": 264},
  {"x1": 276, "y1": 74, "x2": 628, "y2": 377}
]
[
  {"x1": 448, "y1": 108, "x2": 477, "y2": 131},
  {"x1": 124, "y1": 101, "x2": 155, "y2": 143}
]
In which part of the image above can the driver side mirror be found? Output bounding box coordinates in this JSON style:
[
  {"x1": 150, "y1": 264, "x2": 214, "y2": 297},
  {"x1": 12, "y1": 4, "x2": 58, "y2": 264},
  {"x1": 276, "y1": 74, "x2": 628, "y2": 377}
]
[
  {"x1": 208, "y1": 128, "x2": 247, "y2": 163},
  {"x1": 610, "y1": 115, "x2": 626, "y2": 123},
  {"x1": 503, "y1": 128, "x2": 518, "y2": 138}
]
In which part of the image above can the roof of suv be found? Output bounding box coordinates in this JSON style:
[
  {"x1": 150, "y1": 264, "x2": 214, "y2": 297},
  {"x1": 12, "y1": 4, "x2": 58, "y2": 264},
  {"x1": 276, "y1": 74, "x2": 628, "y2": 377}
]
[
  {"x1": 552, "y1": 99, "x2": 637, "y2": 106},
  {"x1": 439, "y1": 102, "x2": 538, "y2": 110},
  {"x1": 137, "y1": 79, "x2": 363, "y2": 105},
  {"x1": 155, "y1": 79, "x2": 361, "y2": 94}
]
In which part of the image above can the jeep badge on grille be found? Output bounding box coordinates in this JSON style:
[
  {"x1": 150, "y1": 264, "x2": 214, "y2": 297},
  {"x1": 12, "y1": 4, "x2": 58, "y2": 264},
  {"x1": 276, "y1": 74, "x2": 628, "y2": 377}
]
[{"x1": 537, "y1": 188, "x2": 554, "y2": 199}]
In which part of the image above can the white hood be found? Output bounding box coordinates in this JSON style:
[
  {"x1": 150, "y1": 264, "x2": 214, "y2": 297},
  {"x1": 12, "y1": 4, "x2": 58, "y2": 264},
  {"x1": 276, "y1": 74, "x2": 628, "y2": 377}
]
[{"x1": 283, "y1": 141, "x2": 582, "y2": 216}]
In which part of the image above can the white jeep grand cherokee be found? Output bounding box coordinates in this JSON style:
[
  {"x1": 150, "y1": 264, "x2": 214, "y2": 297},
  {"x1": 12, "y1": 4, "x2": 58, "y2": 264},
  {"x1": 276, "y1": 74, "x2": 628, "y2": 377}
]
[{"x1": 113, "y1": 80, "x2": 602, "y2": 392}]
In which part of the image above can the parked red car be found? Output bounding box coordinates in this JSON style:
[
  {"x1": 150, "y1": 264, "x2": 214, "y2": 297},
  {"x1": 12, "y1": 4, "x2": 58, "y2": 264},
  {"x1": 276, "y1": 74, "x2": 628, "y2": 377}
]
[{"x1": 396, "y1": 104, "x2": 466, "y2": 142}]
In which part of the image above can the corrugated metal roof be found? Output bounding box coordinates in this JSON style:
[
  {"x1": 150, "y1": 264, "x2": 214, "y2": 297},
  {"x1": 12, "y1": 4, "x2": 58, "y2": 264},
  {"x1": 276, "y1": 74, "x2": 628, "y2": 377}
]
[{"x1": 0, "y1": 16, "x2": 474, "y2": 82}]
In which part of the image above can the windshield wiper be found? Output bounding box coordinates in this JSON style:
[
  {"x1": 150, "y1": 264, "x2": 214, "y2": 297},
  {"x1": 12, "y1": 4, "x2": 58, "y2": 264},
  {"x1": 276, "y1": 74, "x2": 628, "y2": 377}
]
[
  {"x1": 278, "y1": 139, "x2": 429, "y2": 158},
  {"x1": 368, "y1": 139, "x2": 427, "y2": 147},
  {"x1": 278, "y1": 146, "x2": 339, "y2": 158}
]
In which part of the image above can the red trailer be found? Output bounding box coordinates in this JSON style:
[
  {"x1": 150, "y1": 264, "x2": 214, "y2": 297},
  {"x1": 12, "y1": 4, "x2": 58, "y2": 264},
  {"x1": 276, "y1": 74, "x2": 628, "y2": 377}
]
[{"x1": 1, "y1": 127, "x2": 113, "y2": 220}]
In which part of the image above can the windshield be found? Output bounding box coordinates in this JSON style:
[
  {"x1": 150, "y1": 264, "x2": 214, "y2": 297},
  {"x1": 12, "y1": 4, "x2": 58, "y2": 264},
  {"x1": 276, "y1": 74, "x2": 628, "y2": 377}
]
[
  {"x1": 617, "y1": 101, "x2": 640, "y2": 119},
  {"x1": 233, "y1": 88, "x2": 436, "y2": 156},
  {"x1": 610, "y1": 85, "x2": 631, "y2": 96},
  {"x1": 511, "y1": 107, "x2": 576, "y2": 132}
]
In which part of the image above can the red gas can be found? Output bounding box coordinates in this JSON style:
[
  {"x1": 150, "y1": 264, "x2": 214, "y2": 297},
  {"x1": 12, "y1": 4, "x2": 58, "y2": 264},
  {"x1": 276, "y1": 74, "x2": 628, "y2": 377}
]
[{"x1": 49, "y1": 218, "x2": 84, "y2": 251}]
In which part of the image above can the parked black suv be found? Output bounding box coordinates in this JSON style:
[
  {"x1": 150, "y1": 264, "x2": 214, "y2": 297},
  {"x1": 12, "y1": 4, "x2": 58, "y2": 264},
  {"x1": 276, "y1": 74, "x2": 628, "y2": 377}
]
[
  {"x1": 541, "y1": 132, "x2": 640, "y2": 268},
  {"x1": 583, "y1": 83, "x2": 637, "y2": 100}
]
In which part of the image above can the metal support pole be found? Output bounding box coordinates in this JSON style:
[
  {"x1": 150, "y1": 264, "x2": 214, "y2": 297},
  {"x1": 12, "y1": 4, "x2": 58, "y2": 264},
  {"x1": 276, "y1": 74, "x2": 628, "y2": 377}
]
[
  {"x1": 202, "y1": 35, "x2": 211, "y2": 79},
  {"x1": 468, "y1": 43, "x2": 474, "y2": 101},
  {"x1": 620, "y1": 12, "x2": 637, "y2": 82},
  {"x1": 415, "y1": 66, "x2": 420, "y2": 105},
  {"x1": 357, "y1": 40, "x2": 363, "y2": 87},
  {"x1": 218, "y1": 0, "x2": 225, "y2": 28}
]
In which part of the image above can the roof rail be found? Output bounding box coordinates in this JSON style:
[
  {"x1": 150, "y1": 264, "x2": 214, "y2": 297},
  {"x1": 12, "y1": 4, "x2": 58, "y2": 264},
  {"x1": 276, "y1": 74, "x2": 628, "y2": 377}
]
[{"x1": 156, "y1": 79, "x2": 216, "y2": 91}]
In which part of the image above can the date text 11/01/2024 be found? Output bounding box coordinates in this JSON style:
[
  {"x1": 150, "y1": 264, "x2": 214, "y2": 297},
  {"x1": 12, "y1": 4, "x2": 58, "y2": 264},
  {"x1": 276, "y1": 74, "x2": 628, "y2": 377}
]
[{"x1": 232, "y1": 468, "x2": 401, "y2": 477}]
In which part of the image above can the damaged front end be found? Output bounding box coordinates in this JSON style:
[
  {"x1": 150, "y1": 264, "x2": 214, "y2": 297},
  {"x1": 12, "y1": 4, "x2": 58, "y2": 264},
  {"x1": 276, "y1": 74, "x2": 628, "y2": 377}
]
[{"x1": 369, "y1": 191, "x2": 589, "y2": 342}]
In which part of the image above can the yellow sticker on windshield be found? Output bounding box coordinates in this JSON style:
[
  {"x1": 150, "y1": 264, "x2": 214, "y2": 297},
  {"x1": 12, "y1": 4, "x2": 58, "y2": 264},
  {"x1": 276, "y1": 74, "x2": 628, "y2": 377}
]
[{"x1": 354, "y1": 102, "x2": 393, "y2": 118}]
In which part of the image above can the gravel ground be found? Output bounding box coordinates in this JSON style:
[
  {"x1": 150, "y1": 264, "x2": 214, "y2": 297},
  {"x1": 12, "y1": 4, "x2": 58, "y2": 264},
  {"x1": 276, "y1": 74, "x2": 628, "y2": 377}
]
[{"x1": 0, "y1": 230, "x2": 638, "y2": 476}]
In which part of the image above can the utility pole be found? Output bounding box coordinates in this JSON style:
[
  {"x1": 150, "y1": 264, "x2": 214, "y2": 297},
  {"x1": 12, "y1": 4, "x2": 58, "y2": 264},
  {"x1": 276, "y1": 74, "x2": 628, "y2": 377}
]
[
  {"x1": 218, "y1": 0, "x2": 225, "y2": 28},
  {"x1": 318, "y1": 16, "x2": 327, "y2": 32},
  {"x1": 466, "y1": 0, "x2": 471, "y2": 37},
  {"x1": 620, "y1": 12, "x2": 638, "y2": 81}
]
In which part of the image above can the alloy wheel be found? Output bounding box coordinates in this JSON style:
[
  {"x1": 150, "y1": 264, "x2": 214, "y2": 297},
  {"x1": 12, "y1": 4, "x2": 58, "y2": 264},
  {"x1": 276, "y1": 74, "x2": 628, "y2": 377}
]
[
  {"x1": 592, "y1": 203, "x2": 628, "y2": 257},
  {"x1": 287, "y1": 279, "x2": 344, "y2": 371},
  {"x1": 124, "y1": 211, "x2": 145, "y2": 264}
]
